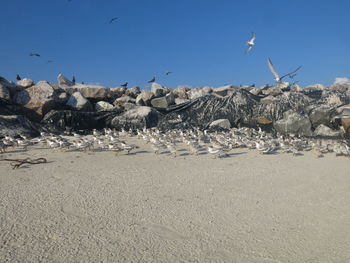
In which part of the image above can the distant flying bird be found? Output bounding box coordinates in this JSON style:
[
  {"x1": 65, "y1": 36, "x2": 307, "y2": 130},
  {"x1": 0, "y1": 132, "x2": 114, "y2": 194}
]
[
  {"x1": 245, "y1": 32, "x2": 256, "y2": 53},
  {"x1": 46, "y1": 60, "x2": 54, "y2": 64},
  {"x1": 109, "y1": 17, "x2": 118, "y2": 24},
  {"x1": 16, "y1": 74, "x2": 21, "y2": 81},
  {"x1": 148, "y1": 76, "x2": 156, "y2": 83},
  {"x1": 72, "y1": 76, "x2": 76, "y2": 84},
  {"x1": 267, "y1": 58, "x2": 302, "y2": 84},
  {"x1": 29, "y1": 53, "x2": 40, "y2": 57},
  {"x1": 120, "y1": 82, "x2": 128, "y2": 88},
  {"x1": 165, "y1": 71, "x2": 172, "y2": 75}
]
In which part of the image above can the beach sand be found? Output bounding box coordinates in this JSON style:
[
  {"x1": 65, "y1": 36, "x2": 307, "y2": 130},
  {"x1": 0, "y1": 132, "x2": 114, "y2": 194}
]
[{"x1": 0, "y1": 137, "x2": 350, "y2": 262}]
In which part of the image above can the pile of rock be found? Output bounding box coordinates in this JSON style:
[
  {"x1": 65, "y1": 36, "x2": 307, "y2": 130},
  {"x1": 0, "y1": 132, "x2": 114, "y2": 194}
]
[{"x1": 1, "y1": 74, "x2": 350, "y2": 138}]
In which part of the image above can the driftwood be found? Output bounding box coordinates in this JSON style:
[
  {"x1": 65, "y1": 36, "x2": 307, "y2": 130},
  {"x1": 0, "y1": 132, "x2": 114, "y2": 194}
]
[{"x1": 0, "y1": 157, "x2": 48, "y2": 169}]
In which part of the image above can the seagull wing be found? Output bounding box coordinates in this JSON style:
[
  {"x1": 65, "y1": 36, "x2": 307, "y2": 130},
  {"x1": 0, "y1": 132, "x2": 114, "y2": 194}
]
[
  {"x1": 251, "y1": 32, "x2": 256, "y2": 42},
  {"x1": 267, "y1": 58, "x2": 279, "y2": 79},
  {"x1": 245, "y1": 45, "x2": 252, "y2": 54},
  {"x1": 280, "y1": 66, "x2": 302, "y2": 81}
]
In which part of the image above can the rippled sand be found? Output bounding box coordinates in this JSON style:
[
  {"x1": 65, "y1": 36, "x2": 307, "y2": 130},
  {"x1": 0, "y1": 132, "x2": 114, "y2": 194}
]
[{"x1": 1, "y1": 137, "x2": 349, "y2": 262}]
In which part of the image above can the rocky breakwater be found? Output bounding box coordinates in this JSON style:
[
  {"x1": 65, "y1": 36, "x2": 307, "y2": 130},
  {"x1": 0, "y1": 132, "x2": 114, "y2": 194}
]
[{"x1": 1, "y1": 73, "x2": 350, "y2": 138}]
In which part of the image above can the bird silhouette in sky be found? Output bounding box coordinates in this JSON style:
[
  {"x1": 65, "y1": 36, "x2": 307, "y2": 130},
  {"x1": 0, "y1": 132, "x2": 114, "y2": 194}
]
[
  {"x1": 245, "y1": 32, "x2": 256, "y2": 53},
  {"x1": 165, "y1": 71, "x2": 172, "y2": 75},
  {"x1": 16, "y1": 74, "x2": 21, "y2": 81},
  {"x1": 29, "y1": 53, "x2": 40, "y2": 57},
  {"x1": 148, "y1": 77, "x2": 156, "y2": 83},
  {"x1": 267, "y1": 58, "x2": 302, "y2": 84},
  {"x1": 109, "y1": 17, "x2": 118, "y2": 24},
  {"x1": 120, "y1": 82, "x2": 128, "y2": 88}
]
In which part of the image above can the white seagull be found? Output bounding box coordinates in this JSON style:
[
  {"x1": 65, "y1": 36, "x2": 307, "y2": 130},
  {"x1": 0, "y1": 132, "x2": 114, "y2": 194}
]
[
  {"x1": 267, "y1": 58, "x2": 302, "y2": 84},
  {"x1": 245, "y1": 32, "x2": 256, "y2": 53}
]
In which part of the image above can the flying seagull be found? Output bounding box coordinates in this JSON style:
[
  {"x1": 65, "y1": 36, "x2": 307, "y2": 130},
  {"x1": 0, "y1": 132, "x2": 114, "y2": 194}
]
[
  {"x1": 29, "y1": 53, "x2": 40, "y2": 57},
  {"x1": 165, "y1": 71, "x2": 172, "y2": 75},
  {"x1": 245, "y1": 32, "x2": 256, "y2": 53},
  {"x1": 46, "y1": 60, "x2": 54, "y2": 64},
  {"x1": 109, "y1": 17, "x2": 118, "y2": 24},
  {"x1": 148, "y1": 76, "x2": 156, "y2": 83},
  {"x1": 16, "y1": 74, "x2": 21, "y2": 81},
  {"x1": 120, "y1": 82, "x2": 128, "y2": 88},
  {"x1": 267, "y1": 58, "x2": 302, "y2": 84}
]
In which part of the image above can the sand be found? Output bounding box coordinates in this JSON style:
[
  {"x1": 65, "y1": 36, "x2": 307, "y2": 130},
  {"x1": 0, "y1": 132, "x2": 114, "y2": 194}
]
[{"x1": 0, "y1": 137, "x2": 350, "y2": 262}]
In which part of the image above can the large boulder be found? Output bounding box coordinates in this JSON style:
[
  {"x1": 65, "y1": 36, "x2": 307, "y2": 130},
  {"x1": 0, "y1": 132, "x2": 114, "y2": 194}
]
[
  {"x1": 0, "y1": 85, "x2": 10, "y2": 100},
  {"x1": 125, "y1": 86, "x2": 141, "y2": 98},
  {"x1": 173, "y1": 86, "x2": 190, "y2": 99},
  {"x1": 16, "y1": 78, "x2": 34, "y2": 88},
  {"x1": 0, "y1": 77, "x2": 21, "y2": 97},
  {"x1": 135, "y1": 90, "x2": 154, "y2": 106},
  {"x1": 66, "y1": 92, "x2": 93, "y2": 111},
  {"x1": 57, "y1": 74, "x2": 74, "y2": 86},
  {"x1": 314, "y1": 124, "x2": 343, "y2": 137},
  {"x1": 150, "y1": 92, "x2": 175, "y2": 109},
  {"x1": 302, "y1": 84, "x2": 325, "y2": 99},
  {"x1": 209, "y1": 119, "x2": 231, "y2": 130},
  {"x1": 261, "y1": 86, "x2": 283, "y2": 96},
  {"x1": 188, "y1": 87, "x2": 211, "y2": 100},
  {"x1": 308, "y1": 105, "x2": 336, "y2": 129},
  {"x1": 0, "y1": 115, "x2": 41, "y2": 138},
  {"x1": 212, "y1": 85, "x2": 238, "y2": 97},
  {"x1": 95, "y1": 101, "x2": 115, "y2": 111},
  {"x1": 274, "y1": 110, "x2": 313, "y2": 136},
  {"x1": 110, "y1": 106, "x2": 159, "y2": 130},
  {"x1": 13, "y1": 81, "x2": 62, "y2": 120},
  {"x1": 151, "y1": 82, "x2": 169, "y2": 97},
  {"x1": 109, "y1": 86, "x2": 126, "y2": 99},
  {"x1": 74, "y1": 84, "x2": 110, "y2": 100},
  {"x1": 113, "y1": 95, "x2": 135, "y2": 108}
]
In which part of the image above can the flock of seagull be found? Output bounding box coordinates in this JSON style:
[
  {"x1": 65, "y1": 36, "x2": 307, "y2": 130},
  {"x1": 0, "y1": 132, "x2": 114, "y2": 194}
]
[{"x1": 1, "y1": 128, "x2": 349, "y2": 159}]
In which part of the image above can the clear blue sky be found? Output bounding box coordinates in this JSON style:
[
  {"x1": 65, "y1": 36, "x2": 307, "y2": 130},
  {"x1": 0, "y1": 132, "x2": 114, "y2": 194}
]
[{"x1": 1, "y1": 0, "x2": 350, "y2": 88}]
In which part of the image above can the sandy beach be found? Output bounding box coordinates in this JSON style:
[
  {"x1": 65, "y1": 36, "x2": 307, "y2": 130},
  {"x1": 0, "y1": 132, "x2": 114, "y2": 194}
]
[{"x1": 1, "y1": 137, "x2": 350, "y2": 263}]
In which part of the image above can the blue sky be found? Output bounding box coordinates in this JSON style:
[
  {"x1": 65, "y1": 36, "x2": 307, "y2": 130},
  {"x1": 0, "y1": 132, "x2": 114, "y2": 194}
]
[{"x1": 1, "y1": 0, "x2": 350, "y2": 88}]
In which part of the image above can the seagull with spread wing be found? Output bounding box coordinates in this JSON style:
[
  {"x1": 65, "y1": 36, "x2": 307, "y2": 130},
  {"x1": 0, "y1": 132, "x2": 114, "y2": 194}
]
[
  {"x1": 245, "y1": 32, "x2": 256, "y2": 53},
  {"x1": 29, "y1": 53, "x2": 41, "y2": 57},
  {"x1": 109, "y1": 17, "x2": 118, "y2": 24},
  {"x1": 267, "y1": 58, "x2": 302, "y2": 84}
]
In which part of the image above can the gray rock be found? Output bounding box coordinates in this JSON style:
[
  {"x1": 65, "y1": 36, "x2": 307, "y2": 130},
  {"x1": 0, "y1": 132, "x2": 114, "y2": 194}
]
[
  {"x1": 110, "y1": 106, "x2": 159, "y2": 129},
  {"x1": 314, "y1": 124, "x2": 343, "y2": 137},
  {"x1": 73, "y1": 84, "x2": 110, "y2": 99},
  {"x1": 0, "y1": 115, "x2": 40, "y2": 138},
  {"x1": 189, "y1": 87, "x2": 210, "y2": 100},
  {"x1": 336, "y1": 104, "x2": 350, "y2": 117},
  {"x1": 261, "y1": 86, "x2": 283, "y2": 96},
  {"x1": 66, "y1": 92, "x2": 92, "y2": 111},
  {"x1": 308, "y1": 105, "x2": 335, "y2": 128},
  {"x1": 13, "y1": 81, "x2": 61, "y2": 120},
  {"x1": 209, "y1": 119, "x2": 231, "y2": 130},
  {"x1": 125, "y1": 86, "x2": 141, "y2": 98},
  {"x1": 341, "y1": 117, "x2": 350, "y2": 133},
  {"x1": 16, "y1": 78, "x2": 34, "y2": 88},
  {"x1": 175, "y1": 98, "x2": 190, "y2": 105},
  {"x1": 249, "y1": 87, "x2": 262, "y2": 96},
  {"x1": 291, "y1": 84, "x2": 302, "y2": 92},
  {"x1": 109, "y1": 86, "x2": 126, "y2": 99},
  {"x1": 135, "y1": 90, "x2": 154, "y2": 106},
  {"x1": 124, "y1": 102, "x2": 138, "y2": 111},
  {"x1": 151, "y1": 92, "x2": 175, "y2": 109},
  {"x1": 274, "y1": 110, "x2": 313, "y2": 136},
  {"x1": 328, "y1": 82, "x2": 350, "y2": 92},
  {"x1": 0, "y1": 85, "x2": 10, "y2": 100},
  {"x1": 113, "y1": 96, "x2": 135, "y2": 108},
  {"x1": 0, "y1": 77, "x2": 21, "y2": 96},
  {"x1": 260, "y1": 95, "x2": 280, "y2": 104},
  {"x1": 173, "y1": 86, "x2": 190, "y2": 99},
  {"x1": 151, "y1": 82, "x2": 169, "y2": 97},
  {"x1": 212, "y1": 85, "x2": 234, "y2": 97},
  {"x1": 95, "y1": 101, "x2": 115, "y2": 111},
  {"x1": 57, "y1": 74, "x2": 74, "y2": 86}
]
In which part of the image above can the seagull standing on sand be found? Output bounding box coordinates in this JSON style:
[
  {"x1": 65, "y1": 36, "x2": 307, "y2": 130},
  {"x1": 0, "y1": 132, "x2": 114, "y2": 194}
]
[
  {"x1": 267, "y1": 58, "x2": 302, "y2": 84},
  {"x1": 245, "y1": 32, "x2": 256, "y2": 53}
]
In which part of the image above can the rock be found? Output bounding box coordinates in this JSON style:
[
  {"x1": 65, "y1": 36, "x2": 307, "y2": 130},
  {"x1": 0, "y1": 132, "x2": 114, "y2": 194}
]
[
  {"x1": 308, "y1": 105, "x2": 335, "y2": 129},
  {"x1": 151, "y1": 82, "x2": 169, "y2": 97},
  {"x1": 125, "y1": 86, "x2": 141, "y2": 98},
  {"x1": 209, "y1": 119, "x2": 231, "y2": 130},
  {"x1": 95, "y1": 101, "x2": 115, "y2": 111},
  {"x1": 0, "y1": 115, "x2": 40, "y2": 138},
  {"x1": 291, "y1": 84, "x2": 302, "y2": 92},
  {"x1": 0, "y1": 85, "x2": 10, "y2": 100},
  {"x1": 328, "y1": 82, "x2": 350, "y2": 92},
  {"x1": 261, "y1": 86, "x2": 283, "y2": 96},
  {"x1": 260, "y1": 95, "x2": 280, "y2": 104},
  {"x1": 150, "y1": 92, "x2": 175, "y2": 109},
  {"x1": 109, "y1": 86, "x2": 126, "y2": 99},
  {"x1": 173, "y1": 86, "x2": 190, "y2": 99},
  {"x1": 253, "y1": 116, "x2": 273, "y2": 125},
  {"x1": 274, "y1": 110, "x2": 313, "y2": 136},
  {"x1": 189, "y1": 87, "x2": 211, "y2": 100},
  {"x1": 124, "y1": 102, "x2": 138, "y2": 111},
  {"x1": 13, "y1": 81, "x2": 62, "y2": 120},
  {"x1": 0, "y1": 77, "x2": 21, "y2": 96},
  {"x1": 42, "y1": 110, "x2": 121, "y2": 132},
  {"x1": 212, "y1": 85, "x2": 237, "y2": 97},
  {"x1": 336, "y1": 104, "x2": 350, "y2": 117},
  {"x1": 302, "y1": 84, "x2": 325, "y2": 99},
  {"x1": 175, "y1": 98, "x2": 190, "y2": 105},
  {"x1": 341, "y1": 117, "x2": 350, "y2": 133},
  {"x1": 74, "y1": 84, "x2": 110, "y2": 100},
  {"x1": 110, "y1": 106, "x2": 159, "y2": 130},
  {"x1": 57, "y1": 74, "x2": 74, "y2": 86},
  {"x1": 135, "y1": 90, "x2": 154, "y2": 106},
  {"x1": 16, "y1": 78, "x2": 34, "y2": 88},
  {"x1": 249, "y1": 87, "x2": 262, "y2": 96},
  {"x1": 113, "y1": 96, "x2": 136, "y2": 108},
  {"x1": 66, "y1": 92, "x2": 93, "y2": 111},
  {"x1": 314, "y1": 124, "x2": 343, "y2": 137}
]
